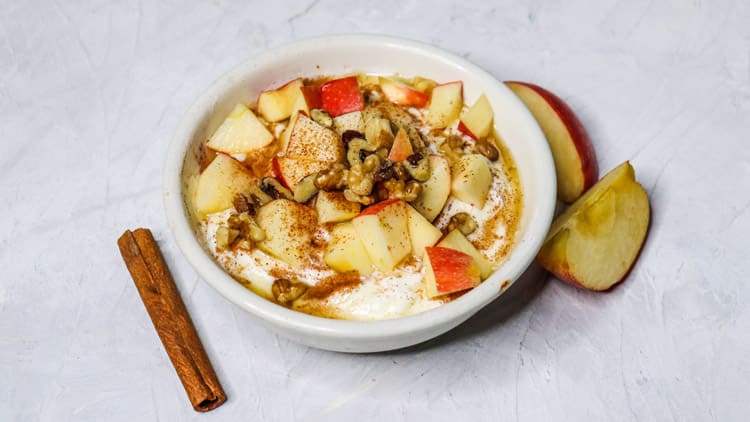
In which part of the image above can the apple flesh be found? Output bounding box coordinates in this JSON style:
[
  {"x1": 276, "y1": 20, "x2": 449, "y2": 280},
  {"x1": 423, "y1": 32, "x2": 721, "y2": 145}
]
[
  {"x1": 380, "y1": 78, "x2": 429, "y2": 108},
  {"x1": 284, "y1": 112, "x2": 344, "y2": 163},
  {"x1": 316, "y1": 190, "x2": 361, "y2": 223},
  {"x1": 352, "y1": 199, "x2": 412, "y2": 272},
  {"x1": 423, "y1": 246, "x2": 480, "y2": 298},
  {"x1": 257, "y1": 78, "x2": 304, "y2": 122},
  {"x1": 438, "y1": 229, "x2": 493, "y2": 279},
  {"x1": 255, "y1": 199, "x2": 317, "y2": 268},
  {"x1": 426, "y1": 81, "x2": 463, "y2": 128},
  {"x1": 320, "y1": 76, "x2": 364, "y2": 117},
  {"x1": 194, "y1": 154, "x2": 256, "y2": 217},
  {"x1": 505, "y1": 81, "x2": 598, "y2": 203},
  {"x1": 387, "y1": 128, "x2": 413, "y2": 162},
  {"x1": 333, "y1": 111, "x2": 365, "y2": 135},
  {"x1": 274, "y1": 156, "x2": 331, "y2": 192},
  {"x1": 451, "y1": 154, "x2": 492, "y2": 207},
  {"x1": 410, "y1": 154, "x2": 451, "y2": 221},
  {"x1": 324, "y1": 222, "x2": 374, "y2": 276},
  {"x1": 458, "y1": 94, "x2": 493, "y2": 140},
  {"x1": 291, "y1": 85, "x2": 322, "y2": 115},
  {"x1": 536, "y1": 161, "x2": 650, "y2": 291},
  {"x1": 206, "y1": 103, "x2": 274, "y2": 154},
  {"x1": 405, "y1": 204, "x2": 442, "y2": 256}
]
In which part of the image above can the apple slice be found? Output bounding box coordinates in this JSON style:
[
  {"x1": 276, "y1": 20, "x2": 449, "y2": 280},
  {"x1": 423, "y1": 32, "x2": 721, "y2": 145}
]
[
  {"x1": 426, "y1": 81, "x2": 463, "y2": 128},
  {"x1": 320, "y1": 76, "x2": 364, "y2": 117},
  {"x1": 458, "y1": 94, "x2": 493, "y2": 140},
  {"x1": 352, "y1": 199, "x2": 411, "y2": 272},
  {"x1": 194, "y1": 154, "x2": 256, "y2": 217},
  {"x1": 451, "y1": 154, "x2": 492, "y2": 207},
  {"x1": 274, "y1": 156, "x2": 331, "y2": 192},
  {"x1": 324, "y1": 222, "x2": 374, "y2": 276},
  {"x1": 333, "y1": 111, "x2": 365, "y2": 135},
  {"x1": 405, "y1": 204, "x2": 442, "y2": 256},
  {"x1": 316, "y1": 190, "x2": 361, "y2": 223},
  {"x1": 291, "y1": 85, "x2": 322, "y2": 115},
  {"x1": 255, "y1": 199, "x2": 317, "y2": 268},
  {"x1": 284, "y1": 113, "x2": 344, "y2": 163},
  {"x1": 505, "y1": 81, "x2": 598, "y2": 203},
  {"x1": 257, "y1": 78, "x2": 304, "y2": 122},
  {"x1": 380, "y1": 78, "x2": 429, "y2": 108},
  {"x1": 438, "y1": 229, "x2": 493, "y2": 279},
  {"x1": 387, "y1": 128, "x2": 413, "y2": 162},
  {"x1": 206, "y1": 104, "x2": 274, "y2": 154},
  {"x1": 537, "y1": 161, "x2": 650, "y2": 291},
  {"x1": 423, "y1": 246, "x2": 480, "y2": 298},
  {"x1": 410, "y1": 154, "x2": 451, "y2": 221}
]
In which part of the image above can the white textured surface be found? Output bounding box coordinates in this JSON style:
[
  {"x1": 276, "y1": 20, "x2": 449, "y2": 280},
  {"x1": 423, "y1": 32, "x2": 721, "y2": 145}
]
[{"x1": 1, "y1": 0, "x2": 748, "y2": 420}]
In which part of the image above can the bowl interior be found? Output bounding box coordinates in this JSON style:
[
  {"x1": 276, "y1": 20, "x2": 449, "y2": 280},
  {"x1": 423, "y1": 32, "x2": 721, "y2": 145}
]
[{"x1": 165, "y1": 35, "x2": 556, "y2": 348}]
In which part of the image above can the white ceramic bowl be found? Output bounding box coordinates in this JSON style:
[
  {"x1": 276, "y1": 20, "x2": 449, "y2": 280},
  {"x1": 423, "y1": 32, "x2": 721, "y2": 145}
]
[{"x1": 164, "y1": 35, "x2": 556, "y2": 353}]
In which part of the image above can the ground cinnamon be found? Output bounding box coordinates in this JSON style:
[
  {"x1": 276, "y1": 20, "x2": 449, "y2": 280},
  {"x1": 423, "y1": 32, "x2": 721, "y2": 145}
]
[{"x1": 117, "y1": 228, "x2": 226, "y2": 412}]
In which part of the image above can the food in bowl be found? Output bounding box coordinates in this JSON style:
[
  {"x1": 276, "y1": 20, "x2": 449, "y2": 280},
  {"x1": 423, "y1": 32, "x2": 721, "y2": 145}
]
[{"x1": 187, "y1": 73, "x2": 522, "y2": 320}]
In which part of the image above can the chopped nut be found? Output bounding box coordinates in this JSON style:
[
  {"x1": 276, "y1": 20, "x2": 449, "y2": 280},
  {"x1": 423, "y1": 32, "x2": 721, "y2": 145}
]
[
  {"x1": 364, "y1": 114, "x2": 394, "y2": 148},
  {"x1": 343, "y1": 188, "x2": 375, "y2": 205},
  {"x1": 271, "y1": 278, "x2": 308, "y2": 305},
  {"x1": 341, "y1": 130, "x2": 365, "y2": 145},
  {"x1": 346, "y1": 138, "x2": 376, "y2": 167},
  {"x1": 404, "y1": 152, "x2": 431, "y2": 181},
  {"x1": 347, "y1": 163, "x2": 375, "y2": 196},
  {"x1": 314, "y1": 163, "x2": 347, "y2": 191},
  {"x1": 215, "y1": 226, "x2": 240, "y2": 250},
  {"x1": 311, "y1": 109, "x2": 333, "y2": 128},
  {"x1": 383, "y1": 178, "x2": 422, "y2": 201},
  {"x1": 446, "y1": 212, "x2": 478, "y2": 235},
  {"x1": 259, "y1": 177, "x2": 293, "y2": 200},
  {"x1": 233, "y1": 194, "x2": 254, "y2": 214},
  {"x1": 475, "y1": 139, "x2": 499, "y2": 161}
]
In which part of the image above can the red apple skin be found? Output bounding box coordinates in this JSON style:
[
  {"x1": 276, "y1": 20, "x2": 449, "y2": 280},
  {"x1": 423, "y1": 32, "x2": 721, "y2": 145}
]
[
  {"x1": 504, "y1": 81, "x2": 598, "y2": 195},
  {"x1": 358, "y1": 198, "x2": 402, "y2": 216},
  {"x1": 387, "y1": 130, "x2": 413, "y2": 162},
  {"x1": 457, "y1": 120, "x2": 477, "y2": 140},
  {"x1": 271, "y1": 156, "x2": 290, "y2": 189},
  {"x1": 425, "y1": 246, "x2": 480, "y2": 294},
  {"x1": 320, "y1": 77, "x2": 364, "y2": 117},
  {"x1": 381, "y1": 80, "x2": 429, "y2": 108},
  {"x1": 301, "y1": 85, "x2": 322, "y2": 110}
]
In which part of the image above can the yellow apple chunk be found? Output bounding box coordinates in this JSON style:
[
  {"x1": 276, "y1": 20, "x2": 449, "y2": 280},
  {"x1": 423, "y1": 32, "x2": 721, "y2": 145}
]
[
  {"x1": 284, "y1": 113, "x2": 344, "y2": 163},
  {"x1": 316, "y1": 191, "x2": 361, "y2": 223},
  {"x1": 194, "y1": 154, "x2": 255, "y2": 217},
  {"x1": 537, "y1": 161, "x2": 650, "y2": 291},
  {"x1": 458, "y1": 94, "x2": 493, "y2": 139},
  {"x1": 405, "y1": 204, "x2": 442, "y2": 256},
  {"x1": 255, "y1": 199, "x2": 317, "y2": 268},
  {"x1": 324, "y1": 222, "x2": 374, "y2": 276},
  {"x1": 332, "y1": 111, "x2": 365, "y2": 135},
  {"x1": 206, "y1": 104, "x2": 274, "y2": 154},
  {"x1": 257, "y1": 78, "x2": 304, "y2": 122},
  {"x1": 438, "y1": 229, "x2": 493, "y2": 279},
  {"x1": 451, "y1": 154, "x2": 492, "y2": 207},
  {"x1": 426, "y1": 82, "x2": 463, "y2": 128},
  {"x1": 410, "y1": 154, "x2": 451, "y2": 221},
  {"x1": 352, "y1": 199, "x2": 412, "y2": 272}
]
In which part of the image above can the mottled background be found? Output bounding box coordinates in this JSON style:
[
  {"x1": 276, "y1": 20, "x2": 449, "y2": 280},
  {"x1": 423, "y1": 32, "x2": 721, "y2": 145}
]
[{"x1": 1, "y1": 0, "x2": 748, "y2": 421}]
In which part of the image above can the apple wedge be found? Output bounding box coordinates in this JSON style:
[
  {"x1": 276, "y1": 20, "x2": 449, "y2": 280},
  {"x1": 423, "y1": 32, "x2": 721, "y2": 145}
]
[
  {"x1": 505, "y1": 81, "x2": 598, "y2": 203},
  {"x1": 320, "y1": 76, "x2": 364, "y2": 117},
  {"x1": 438, "y1": 229, "x2": 493, "y2": 279},
  {"x1": 274, "y1": 156, "x2": 331, "y2": 192},
  {"x1": 410, "y1": 154, "x2": 451, "y2": 221},
  {"x1": 324, "y1": 222, "x2": 374, "y2": 276},
  {"x1": 333, "y1": 111, "x2": 365, "y2": 135},
  {"x1": 426, "y1": 81, "x2": 463, "y2": 128},
  {"x1": 194, "y1": 154, "x2": 256, "y2": 217},
  {"x1": 405, "y1": 204, "x2": 442, "y2": 256},
  {"x1": 291, "y1": 85, "x2": 322, "y2": 115},
  {"x1": 257, "y1": 78, "x2": 304, "y2": 122},
  {"x1": 458, "y1": 94, "x2": 493, "y2": 140},
  {"x1": 316, "y1": 190, "x2": 361, "y2": 223},
  {"x1": 451, "y1": 154, "x2": 492, "y2": 208},
  {"x1": 380, "y1": 78, "x2": 429, "y2": 108},
  {"x1": 206, "y1": 103, "x2": 274, "y2": 154},
  {"x1": 387, "y1": 128, "x2": 413, "y2": 162},
  {"x1": 537, "y1": 161, "x2": 650, "y2": 291},
  {"x1": 284, "y1": 112, "x2": 344, "y2": 163},
  {"x1": 423, "y1": 246, "x2": 480, "y2": 298},
  {"x1": 352, "y1": 199, "x2": 412, "y2": 272},
  {"x1": 255, "y1": 199, "x2": 317, "y2": 268}
]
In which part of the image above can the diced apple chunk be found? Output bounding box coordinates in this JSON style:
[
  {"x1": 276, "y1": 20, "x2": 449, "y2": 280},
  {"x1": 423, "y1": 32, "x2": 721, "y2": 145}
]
[
  {"x1": 316, "y1": 191, "x2": 361, "y2": 223},
  {"x1": 206, "y1": 104, "x2": 274, "y2": 154},
  {"x1": 352, "y1": 199, "x2": 412, "y2": 272},
  {"x1": 324, "y1": 222, "x2": 374, "y2": 276},
  {"x1": 387, "y1": 128, "x2": 413, "y2": 162},
  {"x1": 257, "y1": 78, "x2": 304, "y2": 122},
  {"x1": 380, "y1": 78, "x2": 429, "y2": 108},
  {"x1": 451, "y1": 154, "x2": 492, "y2": 207},
  {"x1": 255, "y1": 199, "x2": 317, "y2": 268},
  {"x1": 274, "y1": 156, "x2": 331, "y2": 192},
  {"x1": 410, "y1": 154, "x2": 451, "y2": 221},
  {"x1": 438, "y1": 229, "x2": 493, "y2": 279},
  {"x1": 426, "y1": 81, "x2": 463, "y2": 128},
  {"x1": 333, "y1": 111, "x2": 365, "y2": 135},
  {"x1": 291, "y1": 85, "x2": 322, "y2": 115},
  {"x1": 458, "y1": 94, "x2": 493, "y2": 140},
  {"x1": 194, "y1": 154, "x2": 255, "y2": 217},
  {"x1": 285, "y1": 113, "x2": 344, "y2": 163},
  {"x1": 405, "y1": 204, "x2": 442, "y2": 256},
  {"x1": 320, "y1": 76, "x2": 364, "y2": 117},
  {"x1": 423, "y1": 246, "x2": 480, "y2": 298}
]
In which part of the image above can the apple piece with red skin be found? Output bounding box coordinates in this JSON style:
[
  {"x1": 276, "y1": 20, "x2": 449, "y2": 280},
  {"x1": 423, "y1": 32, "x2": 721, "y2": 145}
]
[
  {"x1": 387, "y1": 128, "x2": 413, "y2": 162},
  {"x1": 291, "y1": 85, "x2": 322, "y2": 115},
  {"x1": 457, "y1": 94, "x2": 493, "y2": 140},
  {"x1": 380, "y1": 78, "x2": 429, "y2": 108},
  {"x1": 257, "y1": 78, "x2": 304, "y2": 122},
  {"x1": 426, "y1": 81, "x2": 463, "y2": 128},
  {"x1": 423, "y1": 246, "x2": 481, "y2": 298},
  {"x1": 505, "y1": 81, "x2": 598, "y2": 203},
  {"x1": 320, "y1": 76, "x2": 364, "y2": 117},
  {"x1": 537, "y1": 161, "x2": 650, "y2": 291},
  {"x1": 352, "y1": 199, "x2": 412, "y2": 272},
  {"x1": 273, "y1": 156, "x2": 331, "y2": 192}
]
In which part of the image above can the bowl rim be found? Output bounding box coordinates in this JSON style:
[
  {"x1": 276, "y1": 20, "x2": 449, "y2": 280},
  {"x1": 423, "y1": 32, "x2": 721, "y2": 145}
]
[{"x1": 163, "y1": 34, "x2": 556, "y2": 341}]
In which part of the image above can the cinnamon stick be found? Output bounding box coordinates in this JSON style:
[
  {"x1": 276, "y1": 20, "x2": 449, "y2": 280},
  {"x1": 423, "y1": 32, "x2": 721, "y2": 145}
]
[{"x1": 117, "y1": 228, "x2": 226, "y2": 412}]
